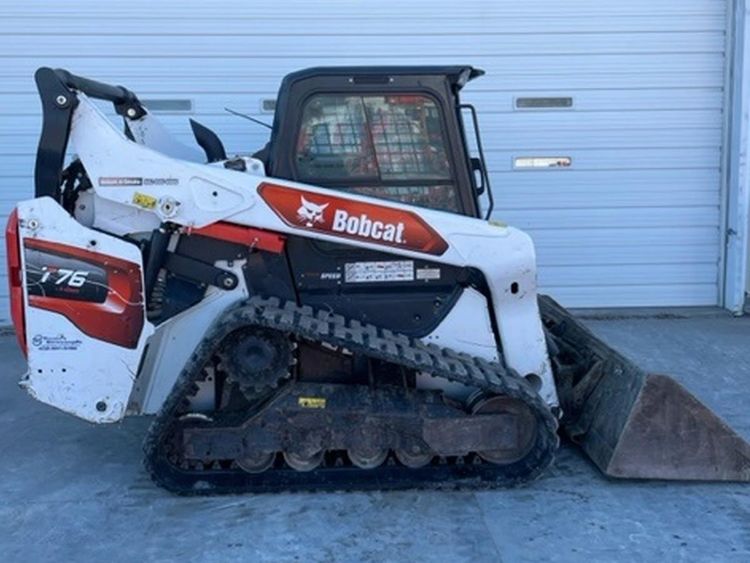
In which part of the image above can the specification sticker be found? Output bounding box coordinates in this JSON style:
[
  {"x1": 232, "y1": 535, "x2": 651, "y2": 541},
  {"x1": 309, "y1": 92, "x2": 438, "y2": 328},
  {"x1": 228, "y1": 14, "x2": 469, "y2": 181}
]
[
  {"x1": 416, "y1": 267, "x2": 441, "y2": 281},
  {"x1": 344, "y1": 260, "x2": 414, "y2": 283}
]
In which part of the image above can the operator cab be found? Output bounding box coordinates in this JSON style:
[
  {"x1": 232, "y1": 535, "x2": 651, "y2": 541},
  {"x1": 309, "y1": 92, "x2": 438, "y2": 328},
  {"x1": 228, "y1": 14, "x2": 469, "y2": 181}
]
[
  {"x1": 257, "y1": 66, "x2": 489, "y2": 219},
  {"x1": 247, "y1": 67, "x2": 492, "y2": 336}
]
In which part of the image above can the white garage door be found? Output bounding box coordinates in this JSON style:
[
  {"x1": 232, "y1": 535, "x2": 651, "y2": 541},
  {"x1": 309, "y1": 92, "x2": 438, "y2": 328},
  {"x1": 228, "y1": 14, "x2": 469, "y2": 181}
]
[{"x1": 0, "y1": 0, "x2": 727, "y2": 321}]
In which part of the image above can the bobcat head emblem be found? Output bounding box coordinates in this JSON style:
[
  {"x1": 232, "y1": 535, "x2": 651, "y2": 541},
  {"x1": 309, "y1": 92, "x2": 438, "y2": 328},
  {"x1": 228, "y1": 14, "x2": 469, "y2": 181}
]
[{"x1": 297, "y1": 196, "x2": 329, "y2": 227}]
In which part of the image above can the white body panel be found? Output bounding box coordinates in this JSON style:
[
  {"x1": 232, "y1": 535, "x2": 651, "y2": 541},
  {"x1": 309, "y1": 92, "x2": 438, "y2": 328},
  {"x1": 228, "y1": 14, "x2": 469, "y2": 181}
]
[
  {"x1": 422, "y1": 287, "x2": 499, "y2": 361},
  {"x1": 418, "y1": 287, "x2": 499, "y2": 401},
  {"x1": 126, "y1": 113, "x2": 205, "y2": 163},
  {"x1": 129, "y1": 262, "x2": 249, "y2": 414},
  {"x1": 16, "y1": 197, "x2": 153, "y2": 422}
]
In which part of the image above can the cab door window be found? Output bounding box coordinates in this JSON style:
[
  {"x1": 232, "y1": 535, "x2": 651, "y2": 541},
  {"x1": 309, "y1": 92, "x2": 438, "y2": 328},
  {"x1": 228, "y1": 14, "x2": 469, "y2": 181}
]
[{"x1": 295, "y1": 93, "x2": 460, "y2": 212}]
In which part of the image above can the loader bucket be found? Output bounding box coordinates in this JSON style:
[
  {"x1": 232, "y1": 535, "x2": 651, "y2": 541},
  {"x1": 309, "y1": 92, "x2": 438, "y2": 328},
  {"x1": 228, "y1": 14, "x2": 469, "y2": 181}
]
[{"x1": 539, "y1": 295, "x2": 750, "y2": 481}]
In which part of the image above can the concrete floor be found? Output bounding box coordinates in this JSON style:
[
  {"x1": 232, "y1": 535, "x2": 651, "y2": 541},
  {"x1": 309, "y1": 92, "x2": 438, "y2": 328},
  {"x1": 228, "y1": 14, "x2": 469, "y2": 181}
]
[{"x1": 0, "y1": 314, "x2": 748, "y2": 562}]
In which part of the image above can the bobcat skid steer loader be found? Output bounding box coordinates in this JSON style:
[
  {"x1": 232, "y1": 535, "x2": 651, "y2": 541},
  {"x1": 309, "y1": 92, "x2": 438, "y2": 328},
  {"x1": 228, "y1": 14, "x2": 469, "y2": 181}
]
[{"x1": 6, "y1": 66, "x2": 749, "y2": 493}]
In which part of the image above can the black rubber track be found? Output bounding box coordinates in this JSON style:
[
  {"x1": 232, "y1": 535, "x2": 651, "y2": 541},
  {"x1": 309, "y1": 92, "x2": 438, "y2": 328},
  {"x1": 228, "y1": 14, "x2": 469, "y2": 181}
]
[{"x1": 143, "y1": 296, "x2": 559, "y2": 495}]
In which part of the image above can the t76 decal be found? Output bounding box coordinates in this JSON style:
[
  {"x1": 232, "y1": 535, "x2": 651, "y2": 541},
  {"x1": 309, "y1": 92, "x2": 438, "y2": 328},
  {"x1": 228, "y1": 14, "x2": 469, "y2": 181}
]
[
  {"x1": 258, "y1": 183, "x2": 449, "y2": 256},
  {"x1": 23, "y1": 238, "x2": 145, "y2": 349}
]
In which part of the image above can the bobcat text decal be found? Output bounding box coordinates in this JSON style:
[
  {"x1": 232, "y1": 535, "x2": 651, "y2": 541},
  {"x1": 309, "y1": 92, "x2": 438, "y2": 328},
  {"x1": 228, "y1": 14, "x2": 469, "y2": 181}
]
[{"x1": 258, "y1": 183, "x2": 448, "y2": 255}]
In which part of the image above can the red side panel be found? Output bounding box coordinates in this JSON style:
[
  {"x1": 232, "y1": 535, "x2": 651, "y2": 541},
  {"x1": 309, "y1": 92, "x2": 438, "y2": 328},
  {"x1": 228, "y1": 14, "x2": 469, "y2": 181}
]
[
  {"x1": 190, "y1": 221, "x2": 285, "y2": 254},
  {"x1": 258, "y1": 182, "x2": 449, "y2": 256},
  {"x1": 23, "y1": 238, "x2": 145, "y2": 349},
  {"x1": 5, "y1": 209, "x2": 27, "y2": 356}
]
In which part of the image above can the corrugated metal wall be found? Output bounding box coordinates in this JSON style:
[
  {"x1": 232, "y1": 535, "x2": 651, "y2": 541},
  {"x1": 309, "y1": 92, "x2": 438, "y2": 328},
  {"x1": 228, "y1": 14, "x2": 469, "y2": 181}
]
[{"x1": 0, "y1": 0, "x2": 729, "y2": 320}]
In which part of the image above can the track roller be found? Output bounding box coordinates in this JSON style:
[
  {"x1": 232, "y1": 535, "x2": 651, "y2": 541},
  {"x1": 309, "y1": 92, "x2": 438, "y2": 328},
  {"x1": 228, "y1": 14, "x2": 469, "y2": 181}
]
[
  {"x1": 395, "y1": 449, "x2": 433, "y2": 468},
  {"x1": 348, "y1": 447, "x2": 389, "y2": 469},
  {"x1": 283, "y1": 450, "x2": 324, "y2": 472},
  {"x1": 237, "y1": 452, "x2": 275, "y2": 474}
]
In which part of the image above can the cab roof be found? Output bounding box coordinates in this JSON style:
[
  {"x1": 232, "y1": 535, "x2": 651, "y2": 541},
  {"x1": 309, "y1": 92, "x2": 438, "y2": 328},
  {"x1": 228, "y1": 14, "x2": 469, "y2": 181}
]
[{"x1": 278, "y1": 65, "x2": 485, "y2": 93}]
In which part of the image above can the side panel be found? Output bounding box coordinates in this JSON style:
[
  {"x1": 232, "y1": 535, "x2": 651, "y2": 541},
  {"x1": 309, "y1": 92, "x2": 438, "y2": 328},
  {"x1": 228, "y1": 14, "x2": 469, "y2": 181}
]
[
  {"x1": 418, "y1": 287, "x2": 499, "y2": 401},
  {"x1": 129, "y1": 261, "x2": 250, "y2": 414},
  {"x1": 16, "y1": 197, "x2": 153, "y2": 423},
  {"x1": 285, "y1": 236, "x2": 465, "y2": 338}
]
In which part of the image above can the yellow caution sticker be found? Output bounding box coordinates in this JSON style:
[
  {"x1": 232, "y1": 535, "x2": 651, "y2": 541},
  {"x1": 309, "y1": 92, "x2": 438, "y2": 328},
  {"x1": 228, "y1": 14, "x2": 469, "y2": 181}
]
[
  {"x1": 132, "y1": 191, "x2": 157, "y2": 210},
  {"x1": 298, "y1": 396, "x2": 326, "y2": 409}
]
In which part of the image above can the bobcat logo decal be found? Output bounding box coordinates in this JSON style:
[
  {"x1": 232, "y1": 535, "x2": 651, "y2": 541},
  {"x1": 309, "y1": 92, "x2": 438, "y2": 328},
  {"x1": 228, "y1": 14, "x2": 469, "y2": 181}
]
[
  {"x1": 258, "y1": 182, "x2": 449, "y2": 256},
  {"x1": 297, "y1": 196, "x2": 329, "y2": 227}
]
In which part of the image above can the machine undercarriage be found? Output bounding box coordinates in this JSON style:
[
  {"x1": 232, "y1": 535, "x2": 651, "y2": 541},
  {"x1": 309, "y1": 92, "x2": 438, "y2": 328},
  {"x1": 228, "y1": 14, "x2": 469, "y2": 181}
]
[{"x1": 145, "y1": 297, "x2": 558, "y2": 493}]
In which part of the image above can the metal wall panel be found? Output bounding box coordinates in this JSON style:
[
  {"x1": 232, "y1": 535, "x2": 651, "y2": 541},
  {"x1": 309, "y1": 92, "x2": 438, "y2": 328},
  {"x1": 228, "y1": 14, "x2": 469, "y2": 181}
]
[{"x1": 0, "y1": 0, "x2": 729, "y2": 320}]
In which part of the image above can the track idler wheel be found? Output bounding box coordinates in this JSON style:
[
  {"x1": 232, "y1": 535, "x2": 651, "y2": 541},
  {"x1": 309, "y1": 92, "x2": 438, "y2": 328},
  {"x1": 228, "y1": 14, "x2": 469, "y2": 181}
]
[{"x1": 470, "y1": 394, "x2": 539, "y2": 465}]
